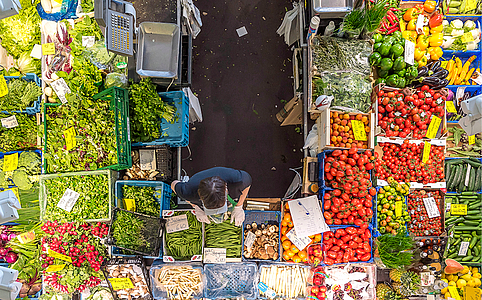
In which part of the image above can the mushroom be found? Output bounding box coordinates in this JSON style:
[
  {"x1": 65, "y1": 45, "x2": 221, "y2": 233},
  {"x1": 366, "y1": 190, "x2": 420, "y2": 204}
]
[
  {"x1": 268, "y1": 225, "x2": 277, "y2": 233},
  {"x1": 255, "y1": 230, "x2": 262, "y2": 236},
  {"x1": 251, "y1": 223, "x2": 257, "y2": 229},
  {"x1": 266, "y1": 246, "x2": 275, "y2": 256},
  {"x1": 244, "y1": 250, "x2": 251, "y2": 258},
  {"x1": 246, "y1": 224, "x2": 252, "y2": 230},
  {"x1": 262, "y1": 229, "x2": 268, "y2": 235}
]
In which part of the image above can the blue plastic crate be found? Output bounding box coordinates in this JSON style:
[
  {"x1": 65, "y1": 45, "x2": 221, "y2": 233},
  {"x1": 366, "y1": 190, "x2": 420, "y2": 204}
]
[
  {"x1": 114, "y1": 180, "x2": 172, "y2": 214},
  {"x1": 204, "y1": 263, "x2": 258, "y2": 300},
  {"x1": 241, "y1": 210, "x2": 281, "y2": 262},
  {"x1": 1, "y1": 74, "x2": 41, "y2": 115},
  {"x1": 445, "y1": 157, "x2": 482, "y2": 192},
  {"x1": 132, "y1": 91, "x2": 190, "y2": 148},
  {"x1": 446, "y1": 85, "x2": 482, "y2": 123},
  {"x1": 373, "y1": 191, "x2": 409, "y2": 238},
  {"x1": 443, "y1": 16, "x2": 482, "y2": 55},
  {"x1": 443, "y1": 51, "x2": 481, "y2": 86},
  {"x1": 322, "y1": 224, "x2": 374, "y2": 265}
]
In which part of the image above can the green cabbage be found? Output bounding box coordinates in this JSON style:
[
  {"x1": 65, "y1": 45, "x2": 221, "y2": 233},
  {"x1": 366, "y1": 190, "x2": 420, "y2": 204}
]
[
  {"x1": 15, "y1": 52, "x2": 41, "y2": 75},
  {"x1": 12, "y1": 168, "x2": 32, "y2": 190},
  {"x1": 18, "y1": 151, "x2": 41, "y2": 174}
]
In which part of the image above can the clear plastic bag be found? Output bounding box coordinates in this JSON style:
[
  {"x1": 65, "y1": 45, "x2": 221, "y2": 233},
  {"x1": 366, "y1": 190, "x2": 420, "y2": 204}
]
[
  {"x1": 84, "y1": 41, "x2": 128, "y2": 71},
  {"x1": 105, "y1": 73, "x2": 128, "y2": 89},
  {"x1": 204, "y1": 263, "x2": 258, "y2": 300},
  {"x1": 150, "y1": 262, "x2": 204, "y2": 300}
]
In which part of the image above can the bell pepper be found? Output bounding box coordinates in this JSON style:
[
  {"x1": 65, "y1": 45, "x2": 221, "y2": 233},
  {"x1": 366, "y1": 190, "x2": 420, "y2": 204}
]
[
  {"x1": 423, "y1": 26, "x2": 430, "y2": 36},
  {"x1": 417, "y1": 35, "x2": 429, "y2": 50},
  {"x1": 429, "y1": 12, "x2": 443, "y2": 28},
  {"x1": 403, "y1": 6, "x2": 423, "y2": 22},
  {"x1": 407, "y1": 19, "x2": 417, "y2": 31},
  {"x1": 400, "y1": 20, "x2": 406, "y2": 32},
  {"x1": 397, "y1": 77, "x2": 407, "y2": 88},
  {"x1": 428, "y1": 46, "x2": 443, "y2": 60},
  {"x1": 380, "y1": 57, "x2": 394, "y2": 71},
  {"x1": 390, "y1": 44, "x2": 404, "y2": 57},
  {"x1": 414, "y1": 48, "x2": 426, "y2": 61},
  {"x1": 402, "y1": 30, "x2": 413, "y2": 41},
  {"x1": 369, "y1": 52, "x2": 382, "y2": 66},
  {"x1": 429, "y1": 33, "x2": 443, "y2": 47},
  {"x1": 386, "y1": 74, "x2": 400, "y2": 87},
  {"x1": 409, "y1": 31, "x2": 418, "y2": 41},
  {"x1": 379, "y1": 42, "x2": 392, "y2": 56},
  {"x1": 430, "y1": 24, "x2": 443, "y2": 33},
  {"x1": 406, "y1": 65, "x2": 419, "y2": 80},
  {"x1": 424, "y1": 0, "x2": 437, "y2": 13},
  {"x1": 418, "y1": 56, "x2": 428, "y2": 68},
  {"x1": 393, "y1": 57, "x2": 406, "y2": 71}
]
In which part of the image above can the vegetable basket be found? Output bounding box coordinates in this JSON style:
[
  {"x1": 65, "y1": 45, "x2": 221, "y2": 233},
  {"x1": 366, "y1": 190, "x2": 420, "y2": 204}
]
[
  {"x1": 132, "y1": 91, "x2": 189, "y2": 148},
  {"x1": 108, "y1": 207, "x2": 163, "y2": 257},
  {"x1": 242, "y1": 210, "x2": 282, "y2": 262},
  {"x1": 257, "y1": 262, "x2": 310, "y2": 299},
  {"x1": 115, "y1": 180, "x2": 172, "y2": 215},
  {"x1": 203, "y1": 262, "x2": 258, "y2": 300},
  {"x1": 442, "y1": 16, "x2": 482, "y2": 56},
  {"x1": 1, "y1": 73, "x2": 41, "y2": 115},
  {"x1": 39, "y1": 169, "x2": 114, "y2": 223}
]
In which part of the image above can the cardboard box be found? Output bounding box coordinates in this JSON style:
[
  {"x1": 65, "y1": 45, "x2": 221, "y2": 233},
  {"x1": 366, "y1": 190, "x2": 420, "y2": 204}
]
[{"x1": 244, "y1": 198, "x2": 281, "y2": 211}]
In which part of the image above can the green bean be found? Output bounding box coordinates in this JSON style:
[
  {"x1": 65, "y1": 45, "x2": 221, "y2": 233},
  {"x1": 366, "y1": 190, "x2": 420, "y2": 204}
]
[
  {"x1": 205, "y1": 219, "x2": 242, "y2": 258},
  {"x1": 165, "y1": 211, "x2": 202, "y2": 260}
]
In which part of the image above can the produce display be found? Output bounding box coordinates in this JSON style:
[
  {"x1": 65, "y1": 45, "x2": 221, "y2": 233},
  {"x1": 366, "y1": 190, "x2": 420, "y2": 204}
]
[
  {"x1": 447, "y1": 126, "x2": 482, "y2": 157},
  {"x1": 374, "y1": 229, "x2": 415, "y2": 269},
  {"x1": 376, "y1": 181, "x2": 411, "y2": 235},
  {"x1": 0, "y1": 113, "x2": 38, "y2": 151},
  {"x1": 442, "y1": 264, "x2": 482, "y2": 298},
  {"x1": 442, "y1": 19, "x2": 481, "y2": 51},
  {"x1": 152, "y1": 265, "x2": 203, "y2": 299},
  {"x1": 442, "y1": 0, "x2": 482, "y2": 15},
  {"x1": 446, "y1": 88, "x2": 479, "y2": 122},
  {"x1": 322, "y1": 226, "x2": 373, "y2": 265},
  {"x1": 164, "y1": 211, "x2": 202, "y2": 260},
  {"x1": 407, "y1": 189, "x2": 443, "y2": 236},
  {"x1": 441, "y1": 55, "x2": 479, "y2": 85},
  {"x1": 258, "y1": 264, "x2": 309, "y2": 298},
  {"x1": 205, "y1": 218, "x2": 242, "y2": 258},
  {"x1": 121, "y1": 185, "x2": 160, "y2": 217},
  {"x1": 328, "y1": 111, "x2": 371, "y2": 149},
  {"x1": 0, "y1": 77, "x2": 42, "y2": 113},
  {"x1": 445, "y1": 158, "x2": 482, "y2": 192},
  {"x1": 103, "y1": 260, "x2": 151, "y2": 299},
  {"x1": 242, "y1": 222, "x2": 279, "y2": 260}
]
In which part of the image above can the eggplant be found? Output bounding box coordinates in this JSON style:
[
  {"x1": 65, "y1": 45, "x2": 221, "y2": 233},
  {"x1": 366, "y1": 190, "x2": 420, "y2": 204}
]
[
  {"x1": 431, "y1": 66, "x2": 444, "y2": 74},
  {"x1": 416, "y1": 66, "x2": 429, "y2": 78},
  {"x1": 433, "y1": 69, "x2": 449, "y2": 79},
  {"x1": 431, "y1": 79, "x2": 449, "y2": 90},
  {"x1": 422, "y1": 76, "x2": 442, "y2": 86},
  {"x1": 430, "y1": 61, "x2": 441, "y2": 71},
  {"x1": 426, "y1": 61, "x2": 434, "y2": 69}
]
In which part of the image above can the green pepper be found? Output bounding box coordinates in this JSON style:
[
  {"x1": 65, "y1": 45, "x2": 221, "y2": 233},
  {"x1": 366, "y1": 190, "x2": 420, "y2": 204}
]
[
  {"x1": 369, "y1": 52, "x2": 382, "y2": 66},
  {"x1": 406, "y1": 65, "x2": 418, "y2": 79},
  {"x1": 379, "y1": 42, "x2": 392, "y2": 56},
  {"x1": 375, "y1": 78, "x2": 386, "y2": 85},
  {"x1": 392, "y1": 31, "x2": 403, "y2": 42},
  {"x1": 378, "y1": 69, "x2": 389, "y2": 78},
  {"x1": 384, "y1": 35, "x2": 395, "y2": 45},
  {"x1": 373, "y1": 33, "x2": 383, "y2": 43},
  {"x1": 397, "y1": 77, "x2": 406, "y2": 88},
  {"x1": 390, "y1": 44, "x2": 404, "y2": 58},
  {"x1": 380, "y1": 57, "x2": 393, "y2": 71},
  {"x1": 373, "y1": 42, "x2": 383, "y2": 52},
  {"x1": 386, "y1": 74, "x2": 400, "y2": 87},
  {"x1": 393, "y1": 57, "x2": 406, "y2": 71},
  {"x1": 396, "y1": 69, "x2": 406, "y2": 78}
]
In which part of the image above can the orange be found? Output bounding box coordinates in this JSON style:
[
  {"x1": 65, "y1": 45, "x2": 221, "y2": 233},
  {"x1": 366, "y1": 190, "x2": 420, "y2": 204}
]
[
  {"x1": 290, "y1": 245, "x2": 299, "y2": 254},
  {"x1": 281, "y1": 235, "x2": 288, "y2": 242},
  {"x1": 282, "y1": 240, "x2": 292, "y2": 250},
  {"x1": 283, "y1": 212, "x2": 291, "y2": 222},
  {"x1": 285, "y1": 203, "x2": 290, "y2": 210},
  {"x1": 314, "y1": 233, "x2": 322, "y2": 242},
  {"x1": 298, "y1": 250, "x2": 307, "y2": 260},
  {"x1": 287, "y1": 221, "x2": 294, "y2": 227},
  {"x1": 362, "y1": 116, "x2": 368, "y2": 123},
  {"x1": 343, "y1": 114, "x2": 350, "y2": 120},
  {"x1": 302, "y1": 256, "x2": 309, "y2": 263},
  {"x1": 292, "y1": 255, "x2": 301, "y2": 263},
  {"x1": 286, "y1": 249, "x2": 295, "y2": 257},
  {"x1": 281, "y1": 220, "x2": 288, "y2": 227},
  {"x1": 356, "y1": 114, "x2": 362, "y2": 120},
  {"x1": 283, "y1": 253, "x2": 291, "y2": 261},
  {"x1": 281, "y1": 226, "x2": 288, "y2": 235}
]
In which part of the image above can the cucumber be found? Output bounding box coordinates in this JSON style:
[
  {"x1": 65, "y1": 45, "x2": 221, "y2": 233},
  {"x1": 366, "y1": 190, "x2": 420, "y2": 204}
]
[
  {"x1": 465, "y1": 215, "x2": 482, "y2": 220},
  {"x1": 469, "y1": 167, "x2": 476, "y2": 191},
  {"x1": 447, "y1": 166, "x2": 457, "y2": 189},
  {"x1": 449, "y1": 165, "x2": 460, "y2": 190},
  {"x1": 462, "y1": 255, "x2": 474, "y2": 261},
  {"x1": 476, "y1": 167, "x2": 481, "y2": 192},
  {"x1": 465, "y1": 159, "x2": 482, "y2": 168},
  {"x1": 451, "y1": 165, "x2": 462, "y2": 190},
  {"x1": 458, "y1": 164, "x2": 467, "y2": 192},
  {"x1": 469, "y1": 202, "x2": 482, "y2": 210},
  {"x1": 448, "y1": 252, "x2": 458, "y2": 259},
  {"x1": 461, "y1": 192, "x2": 477, "y2": 196}
]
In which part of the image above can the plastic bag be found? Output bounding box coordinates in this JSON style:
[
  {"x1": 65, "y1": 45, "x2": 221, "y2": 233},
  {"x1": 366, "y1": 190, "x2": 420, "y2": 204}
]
[
  {"x1": 303, "y1": 124, "x2": 318, "y2": 158},
  {"x1": 105, "y1": 73, "x2": 127, "y2": 89},
  {"x1": 150, "y1": 262, "x2": 204, "y2": 299},
  {"x1": 84, "y1": 41, "x2": 127, "y2": 71},
  {"x1": 37, "y1": 0, "x2": 79, "y2": 21},
  {"x1": 204, "y1": 263, "x2": 258, "y2": 300}
]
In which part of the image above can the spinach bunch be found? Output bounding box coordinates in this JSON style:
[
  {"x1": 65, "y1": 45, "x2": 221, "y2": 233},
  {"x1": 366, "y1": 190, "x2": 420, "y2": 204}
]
[
  {"x1": 0, "y1": 78, "x2": 42, "y2": 112},
  {"x1": 122, "y1": 185, "x2": 160, "y2": 217}
]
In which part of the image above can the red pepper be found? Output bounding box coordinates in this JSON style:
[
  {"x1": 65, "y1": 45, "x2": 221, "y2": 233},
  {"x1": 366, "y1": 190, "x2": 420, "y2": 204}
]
[
  {"x1": 386, "y1": 13, "x2": 395, "y2": 25},
  {"x1": 429, "y1": 12, "x2": 443, "y2": 28}
]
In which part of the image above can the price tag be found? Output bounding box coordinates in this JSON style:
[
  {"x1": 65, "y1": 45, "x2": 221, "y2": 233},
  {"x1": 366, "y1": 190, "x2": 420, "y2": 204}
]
[
  {"x1": 4, "y1": 187, "x2": 19, "y2": 199},
  {"x1": 465, "y1": 164, "x2": 472, "y2": 187},
  {"x1": 410, "y1": 182, "x2": 424, "y2": 189},
  {"x1": 42, "y1": 43, "x2": 56, "y2": 55},
  {"x1": 422, "y1": 141, "x2": 431, "y2": 164},
  {"x1": 0, "y1": 75, "x2": 8, "y2": 97},
  {"x1": 423, "y1": 197, "x2": 440, "y2": 218},
  {"x1": 50, "y1": 78, "x2": 71, "y2": 104},
  {"x1": 415, "y1": 15, "x2": 425, "y2": 35},
  {"x1": 3, "y1": 152, "x2": 18, "y2": 171},
  {"x1": 451, "y1": 204, "x2": 467, "y2": 215},
  {"x1": 258, "y1": 282, "x2": 277, "y2": 298},
  {"x1": 244, "y1": 231, "x2": 256, "y2": 250},
  {"x1": 395, "y1": 201, "x2": 403, "y2": 217},
  {"x1": 425, "y1": 116, "x2": 442, "y2": 139},
  {"x1": 420, "y1": 272, "x2": 435, "y2": 286},
  {"x1": 82, "y1": 36, "x2": 95, "y2": 48},
  {"x1": 57, "y1": 188, "x2": 80, "y2": 212},
  {"x1": 377, "y1": 179, "x2": 388, "y2": 186},
  {"x1": 351, "y1": 120, "x2": 367, "y2": 141},
  {"x1": 47, "y1": 249, "x2": 72, "y2": 263},
  {"x1": 203, "y1": 248, "x2": 226, "y2": 264},
  {"x1": 139, "y1": 149, "x2": 156, "y2": 170},
  {"x1": 1, "y1": 115, "x2": 18, "y2": 128},
  {"x1": 64, "y1": 127, "x2": 76, "y2": 151},
  {"x1": 45, "y1": 264, "x2": 66, "y2": 272},
  {"x1": 404, "y1": 39, "x2": 415, "y2": 65},
  {"x1": 286, "y1": 228, "x2": 312, "y2": 251},
  {"x1": 466, "y1": 0, "x2": 477, "y2": 10},
  {"x1": 468, "y1": 135, "x2": 476, "y2": 145},
  {"x1": 108, "y1": 278, "x2": 134, "y2": 290},
  {"x1": 465, "y1": 287, "x2": 482, "y2": 300},
  {"x1": 448, "y1": 286, "x2": 461, "y2": 300},
  {"x1": 456, "y1": 87, "x2": 466, "y2": 101},
  {"x1": 165, "y1": 214, "x2": 189, "y2": 233},
  {"x1": 30, "y1": 44, "x2": 42, "y2": 59},
  {"x1": 472, "y1": 71, "x2": 482, "y2": 85},
  {"x1": 17, "y1": 231, "x2": 35, "y2": 244},
  {"x1": 461, "y1": 32, "x2": 475, "y2": 43},
  {"x1": 124, "y1": 199, "x2": 135, "y2": 212},
  {"x1": 458, "y1": 241, "x2": 469, "y2": 256},
  {"x1": 446, "y1": 101, "x2": 457, "y2": 113}
]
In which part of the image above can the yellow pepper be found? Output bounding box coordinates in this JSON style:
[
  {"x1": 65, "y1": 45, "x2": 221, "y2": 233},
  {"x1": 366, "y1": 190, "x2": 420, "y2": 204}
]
[
  {"x1": 400, "y1": 20, "x2": 406, "y2": 32},
  {"x1": 423, "y1": 26, "x2": 430, "y2": 36},
  {"x1": 418, "y1": 56, "x2": 428, "y2": 68},
  {"x1": 417, "y1": 35, "x2": 429, "y2": 50},
  {"x1": 414, "y1": 48, "x2": 426, "y2": 61},
  {"x1": 409, "y1": 30, "x2": 418, "y2": 41},
  {"x1": 430, "y1": 24, "x2": 443, "y2": 33},
  {"x1": 402, "y1": 31, "x2": 413, "y2": 41},
  {"x1": 407, "y1": 19, "x2": 416, "y2": 31},
  {"x1": 428, "y1": 46, "x2": 443, "y2": 60},
  {"x1": 429, "y1": 33, "x2": 443, "y2": 47},
  {"x1": 424, "y1": 0, "x2": 437, "y2": 13}
]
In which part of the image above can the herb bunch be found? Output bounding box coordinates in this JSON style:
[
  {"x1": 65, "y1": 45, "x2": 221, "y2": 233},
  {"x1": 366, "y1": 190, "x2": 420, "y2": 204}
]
[
  {"x1": 112, "y1": 210, "x2": 150, "y2": 252},
  {"x1": 342, "y1": 0, "x2": 389, "y2": 36},
  {"x1": 375, "y1": 229, "x2": 414, "y2": 268},
  {"x1": 0, "y1": 113, "x2": 38, "y2": 151},
  {"x1": 0, "y1": 78, "x2": 42, "y2": 112},
  {"x1": 122, "y1": 185, "x2": 160, "y2": 217}
]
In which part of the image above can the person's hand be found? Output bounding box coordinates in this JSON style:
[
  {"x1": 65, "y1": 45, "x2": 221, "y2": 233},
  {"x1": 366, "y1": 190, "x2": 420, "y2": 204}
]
[
  {"x1": 192, "y1": 205, "x2": 211, "y2": 224},
  {"x1": 231, "y1": 205, "x2": 245, "y2": 227}
]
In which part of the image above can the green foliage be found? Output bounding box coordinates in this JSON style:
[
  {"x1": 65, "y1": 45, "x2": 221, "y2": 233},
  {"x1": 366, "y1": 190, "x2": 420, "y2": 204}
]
[{"x1": 0, "y1": 78, "x2": 42, "y2": 112}]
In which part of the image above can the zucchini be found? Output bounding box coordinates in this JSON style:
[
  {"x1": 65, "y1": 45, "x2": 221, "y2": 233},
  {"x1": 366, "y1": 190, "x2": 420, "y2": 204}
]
[
  {"x1": 476, "y1": 167, "x2": 481, "y2": 192},
  {"x1": 469, "y1": 167, "x2": 476, "y2": 191},
  {"x1": 461, "y1": 192, "x2": 477, "y2": 196}
]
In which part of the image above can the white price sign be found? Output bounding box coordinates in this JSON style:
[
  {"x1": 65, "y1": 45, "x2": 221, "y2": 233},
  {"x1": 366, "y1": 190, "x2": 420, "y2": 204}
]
[
  {"x1": 458, "y1": 241, "x2": 469, "y2": 256},
  {"x1": 1, "y1": 115, "x2": 18, "y2": 128},
  {"x1": 244, "y1": 231, "x2": 256, "y2": 250},
  {"x1": 286, "y1": 228, "x2": 311, "y2": 251},
  {"x1": 404, "y1": 39, "x2": 415, "y2": 65},
  {"x1": 203, "y1": 248, "x2": 226, "y2": 264},
  {"x1": 423, "y1": 197, "x2": 440, "y2": 218},
  {"x1": 50, "y1": 78, "x2": 71, "y2": 104},
  {"x1": 139, "y1": 149, "x2": 156, "y2": 170},
  {"x1": 165, "y1": 214, "x2": 189, "y2": 233},
  {"x1": 82, "y1": 36, "x2": 95, "y2": 48},
  {"x1": 57, "y1": 188, "x2": 80, "y2": 212}
]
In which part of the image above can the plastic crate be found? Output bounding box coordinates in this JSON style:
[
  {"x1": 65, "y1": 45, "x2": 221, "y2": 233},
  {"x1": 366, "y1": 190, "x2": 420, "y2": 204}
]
[
  {"x1": 132, "y1": 91, "x2": 190, "y2": 148},
  {"x1": 257, "y1": 263, "x2": 311, "y2": 299},
  {"x1": 445, "y1": 157, "x2": 482, "y2": 192},
  {"x1": 241, "y1": 210, "x2": 281, "y2": 262},
  {"x1": 443, "y1": 51, "x2": 482, "y2": 87},
  {"x1": 442, "y1": 16, "x2": 482, "y2": 55},
  {"x1": 373, "y1": 191, "x2": 409, "y2": 238},
  {"x1": 446, "y1": 85, "x2": 482, "y2": 123},
  {"x1": 204, "y1": 263, "x2": 258, "y2": 300},
  {"x1": 115, "y1": 180, "x2": 172, "y2": 214},
  {"x1": 120, "y1": 146, "x2": 176, "y2": 182},
  {"x1": 39, "y1": 169, "x2": 114, "y2": 222},
  {"x1": 322, "y1": 225, "x2": 374, "y2": 265},
  {"x1": 1, "y1": 73, "x2": 41, "y2": 115}
]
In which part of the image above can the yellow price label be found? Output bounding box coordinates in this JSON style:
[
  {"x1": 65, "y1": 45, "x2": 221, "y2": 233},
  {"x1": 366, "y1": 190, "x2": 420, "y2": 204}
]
[
  {"x1": 48, "y1": 249, "x2": 72, "y2": 263},
  {"x1": 395, "y1": 201, "x2": 403, "y2": 217},
  {"x1": 42, "y1": 43, "x2": 56, "y2": 55},
  {"x1": 351, "y1": 120, "x2": 367, "y2": 141},
  {"x1": 124, "y1": 198, "x2": 135, "y2": 212},
  {"x1": 45, "y1": 264, "x2": 66, "y2": 273},
  {"x1": 422, "y1": 142, "x2": 431, "y2": 164},
  {"x1": 446, "y1": 101, "x2": 457, "y2": 113},
  {"x1": 109, "y1": 278, "x2": 134, "y2": 290},
  {"x1": 466, "y1": 0, "x2": 477, "y2": 10},
  {"x1": 461, "y1": 32, "x2": 475, "y2": 43},
  {"x1": 468, "y1": 135, "x2": 476, "y2": 145},
  {"x1": 17, "y1": 231, "x2": 35, "y2": 244},
  {"x1": 425, "y1": 116, "x2": 442, "y2": 139},
  {"x1": 64, "y1": 127, "x2": 76, "y2": 151},
  {"x1": 3, "y1": 153, "x2": 18, "y2": 172},
  {"x1": 451, "y1": 204, "x2": 467, "y2": 215},
  {"x1": 465, "y1": 287, "x2": 481, "y2": 300},
  {"x1": 4, "y1": 187, "x2": 19, "y2": 199},
  {"x1": 448, "y1": 286, "x2": 461, "y2": 300},
  {"x1": 0, "y1": 75, "x2": 8, "y2": 98}
]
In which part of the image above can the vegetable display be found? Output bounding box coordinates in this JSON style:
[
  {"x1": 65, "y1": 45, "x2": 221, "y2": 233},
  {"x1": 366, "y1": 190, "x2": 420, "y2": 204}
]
[
  {"x1": 442, "y1": 265, "x2": 481, "y2": 298},
  {"x1": 122, "y1": 185, "x2": 160, "y2": 217},
  {"x1": 112, "y1": 210, "x2": 154, "y2": 255},
  {"x1": 243, "y1": 222, "x2": 279, "y2": 260},
  {"x1": 104, "y1": 262, "x2": 151, "y2": 299},
  {"x1": 328, "y1": 111, "x2": 371, "y2": 149},
  {"x1": 442, "y1": 19, "x2": 481, "y2": 51},
  {"x1": 447, "y1": 89, "x2": 478, "y2": 122},
  {"x1": 0, "y1": 78, "x2": 42, "y2": 113},
  {"x1": 164, "y1": 211, "x2": 202, "y2": 260},
  {"x1": 374, "y1": 229, "x2": 414, "y2": 269},
  {"x1": 442, "y1": 0, "x2": 482, "y2": 15},
  {"x1": 153, "y1": 265, "x2": 203, "y2": 299},
  {"x1": 205, "y1": 218, "x2": 242, "y2": 258},
  {"x1": 447, "y1": 127, "x2": 482, "y2": 157},
  {"x1": 441, "y1": 55, "x2": 478, "y2": 86},
  {"x1": 445, "y1": 158, "x2": 482, "y2": 192},
  {"x1": 322, "y1": 226, "x2": 373, "y2": 265},
  {"x1": 0, "y1": 113, "x2": 38, "y2": 151},
  {"x1": 407, "y1": 189, "x2": 443, "y2": 236},
  {"x1": 340, "y1": 0, "x2": 388, "y2": 37},
  {"x1": 377, "y1": 181, "x2": 411, "y2": 235},
  {"x1": 258, "y1": 265, "x2": 309, "y2": 298}
]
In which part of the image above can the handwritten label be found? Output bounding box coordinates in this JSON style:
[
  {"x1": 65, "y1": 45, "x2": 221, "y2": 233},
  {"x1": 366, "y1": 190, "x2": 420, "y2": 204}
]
[
  {"x1": 42, "y1": 43, "x2": 56, "y2": 55},
  {"x1": 3, "y1": 153, "x2": 18, "y2": 171},
  {"x1": 377, "y1": 179, "x2": 388, "y2": 186},
  {"x1": 124, "y1": 198, "x2": 135, "y2": 212},
  {"x1": 451, "y1": 204, "x2": 467, "y2": 215},
  {"x1": 109, "y1": 278, "x2": 134, "y2": 290},
  {"x1": 422, "y1": 141, "x2": 431, "y2": 163},
  {"x1": 203, "y1": 248, "x2": 226, "y2": 264},
  {"x1": 465, "y1": 287, "x2": 481, "y2": 300},
  {"x1": 395, "y1": 201, "x2": 403, "y2": 217},
  {"x1": 461, "y1": 32, "x2": 475, "y2": 43},
  {"x1": 64, "y1": 127, "x2": 76, "y2": 151},
  {"x1": 456, "y1": 87, "x2": 466, "y2": 102},
  {"x1": 48, "y1": 249, "x2": 72, "y2": 263},
  {"x1": 420, "y1": 272, "x2": 435, "y2": 286},
  {"x1": 82, "y1": 36, "x2": 95, "y2": 48},
  {"x1": 166, "y1": 214, "x2": 189, "y2": 233},
  {"x1": 1, "y1": 115, "x2": 18, "y2": 129},
  {"x1": 50, "y1": 78, "x2": 71, "y2": 104},
  {"x1": 458, "y1": 241, "x2": 469, "y2": 256},
  {"x1": 351, "y1": 120, "x2": 367, "y2": 141},
  {"x1": 404, "y1": 39, "x2": 415, "y2": 65},
  {"x1": 425, "y1": 116, "x2": 441, "y2": 139},
  {"x1": 423, "y1": 197, "x2": 440, "y2": 218},
  {"x1": 448, "y1": 286, "x2": 461, "y2": 300},
  {"x1": 472, "y1": 71, "x2": 482, "y2": 85},
  {"x1": 57, "y1": 188, "x2": 80, "y2": 212},
  {"x1": 45, "y1": 264, "x2": 66, "y2": 272},
  {"x1": 468, "y1": 135, "x2": 476, "y2": 145},
  {"x1": 139, "y1": 149, "x2": 156, "y2": 170},
  {"x1": 286, "y1": 228, "x2": 311, "y2": 251},
  {"x1": 0, "y1": 75, "x2": 8, "y2": 97},
  {"x1": 258, "y1": 282, "x2": 277, "y2": 298},
  {"x1": 17, "y1": 231, "x2": 35, "y2": 244},
  {"x1": 446, "y1": 101, "x2": 457, "y2": 113},
  {"x1": 244, "y1": 231, "x2": 256, "y2": 250}
]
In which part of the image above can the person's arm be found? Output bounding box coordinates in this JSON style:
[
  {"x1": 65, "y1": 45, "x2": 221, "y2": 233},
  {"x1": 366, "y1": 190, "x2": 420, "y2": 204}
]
[
  {"x1": 236, "y1": 186, "x2": 250, "y2": 207},
  {"x1": 171, "y1": 180, "x2": 180, "y2": 192}
]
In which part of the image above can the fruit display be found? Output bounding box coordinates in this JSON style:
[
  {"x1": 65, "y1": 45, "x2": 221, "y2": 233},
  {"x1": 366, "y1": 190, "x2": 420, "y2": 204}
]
[
  {"x1": 322, "y1": 226, "x2": 372, "y2": 265},
  {"x1": 442, "y1": 264, "x2": 482, "y2": 298},
  {"x1": 407, "y1": 189, "x2": 444, "y2": 236},
  {"x1": 376, "y1": 181, "x2": 411, "y2": 235},
  {"x1": 328, "y1": 111, "x2": 372, "y2": 149}
]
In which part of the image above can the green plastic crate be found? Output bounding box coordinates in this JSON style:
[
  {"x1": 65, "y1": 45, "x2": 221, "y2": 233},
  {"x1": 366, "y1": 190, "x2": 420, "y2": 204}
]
[{"x1": 43, "y1": 87, "x2": 131, "y2": 173}]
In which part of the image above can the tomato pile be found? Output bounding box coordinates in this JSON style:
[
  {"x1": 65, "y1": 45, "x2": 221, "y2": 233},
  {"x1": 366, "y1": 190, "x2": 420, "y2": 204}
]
[
  {"x1": 374, "y1": 140, "x2": 445, "y2": 183},
  {"x1": 329, "y1": 111, "x2": 371, "y2": 149},
  {"x1": 323, "y1": 148, "x2": 375, "y2": 226},
  {"x1": 322, "y1": 225, "x2": 372, "y2": 265},
  {"x1": 376, "y1": 181, "x2": 411, "y2": 235},
  {"x1": 407, "y1": 189, "x2": 443, "y2": 236},
  {"x1": 376, "y1": 85, "x2": 445, "y2": 139},
  {"x1": 307, "y1": 243, "x2": 323, "y2": 267},
  {"x1": 309, "y1": 268, "x2": 328, "y2": 300}
]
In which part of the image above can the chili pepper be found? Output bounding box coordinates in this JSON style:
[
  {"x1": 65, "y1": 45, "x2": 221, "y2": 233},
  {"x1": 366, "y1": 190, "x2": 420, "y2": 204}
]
[
  {"x1": 386, "y1": 13, "x2": 395, "y2": 25},
  {"x1": 387, "y1": 26, "x2": 399, "y2": 34}
]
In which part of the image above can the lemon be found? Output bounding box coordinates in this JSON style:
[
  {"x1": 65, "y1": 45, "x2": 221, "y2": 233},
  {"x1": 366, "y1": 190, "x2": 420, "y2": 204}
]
[
  {"x1": 461, "y1": 265, "x2": 470, "y2": 274},
  {"x1": 474, "y1": 273, "x2": 482, "y2": 279},
  {"x1": 461, "y1": 274, "x2": 472, "y2": 281},
  {"x1": 446, "y1": 274, "x2": 453, "y2": 281},
  {"x1": 473, "y1": 267, "x2": 479, "y2": 274},
  {"x1": 467, "y1": 279, "x2": 476, "y2": 287},
  {"x1": 457, "y1": 278, "x2": 467, "y2": 289},
  {"x1": 441, "y1": 287, "x2": 448, "y2": 294},
  {"x1": 449, "y1": 281, "x2": 456, "y2": 286},
  {"x1": 444, "y1": 292, "x2": 451, "y2": 299},
  {"x1": 474, "y1": 278, "x2": 481, "y2": 287},
  {"x1": 452, "y1": 275, "x2": 459, "y2": 282}
]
